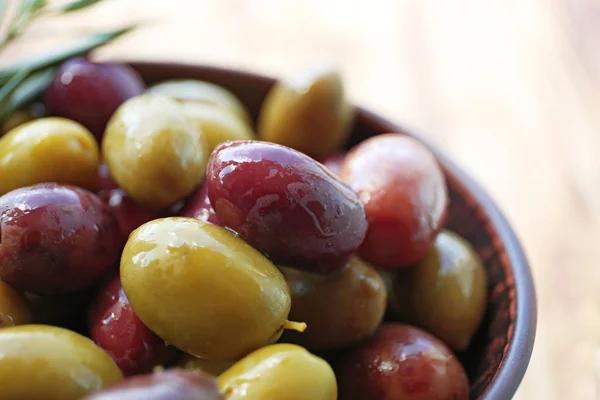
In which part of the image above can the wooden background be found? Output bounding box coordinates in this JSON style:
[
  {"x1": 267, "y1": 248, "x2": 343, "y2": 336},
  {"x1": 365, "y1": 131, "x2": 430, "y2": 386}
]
[{"x1": 1, "y1": 0, "x2": 599, "y2": 398}]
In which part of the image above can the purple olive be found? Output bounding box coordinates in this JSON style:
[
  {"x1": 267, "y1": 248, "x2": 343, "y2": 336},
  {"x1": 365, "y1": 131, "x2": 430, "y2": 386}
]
[
  {"x1": 180, "y1": 185, "x2": 221, "y2": 226},
  {"x1": 82, "y1": 369, "x2": 223, "y2": 400},
  {"x1": 0, "y1": 183, "x2": 123, "y2": 294},
  {"x1": 206, "y1": 140, "x2": 368, "y2": 272},
  {"x1": 43, "y1": 57, "x2": 145, "y2": 139}
]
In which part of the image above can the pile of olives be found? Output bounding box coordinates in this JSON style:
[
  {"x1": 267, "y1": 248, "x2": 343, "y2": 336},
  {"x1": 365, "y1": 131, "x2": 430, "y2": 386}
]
[{"x1": 0, "y1": 57, "x2": 489, "y2": 400}]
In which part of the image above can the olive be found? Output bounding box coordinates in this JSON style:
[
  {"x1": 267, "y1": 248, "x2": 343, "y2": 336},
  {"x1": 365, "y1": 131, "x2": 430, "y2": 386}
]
[
  {"x1": 146, "y1": 79, "x2": 252, "y2": 125},
  {"x1": 120, "y1": 217, "x2": 294, "y2": 361},
  {"x1": 0, "y1": 183, "x2": 122, "y2": 294},
  {"x1": 340, "y1": 134, "x2": 448, "y2": 268},
  {"x1": 279, "y1": 257, "x2": 387, "y2": 350},
  {"x1": 258, "y1": 66, "x2": 353, "y2": 157},
  {"x1": 178, "y1": 354, "x2": 234, "y2": 376},
  {"x1": 0, "y1": 117, "x2": 100, "y2": 196},
  {"x1": 181, "y1": 103, "x2": 254, "y2": 154},
  {"x1": 82, "y1": 369, "x2": 223, "y2": 400},
  {"x1": 88, "y1": 274, "x2": 179, "y2": 375},
  {"x1": 336, "y1": 323, "x2": 469, "y2": 400},
  {"x1": 206, "y1": 140, "x2": 367, "y2": 272},
  {"x1": 0, "y1": 325, "x2": 123, "y2": 399},
  {"x1": 0, "y1": 280, "x2": 32, "y2": 328},
  {"x1": 218, "y1": 344, "x2": 337, "y2": 400},
  {"x1": 43, "y1": 57, "x2": 145, "y2": 139},
  {"x1": 102, "y1": 94, "x2": 207, "y2": 209},
  {"x1": 180, "y1": 185, "x2": 221, "y2": 226},
  {"x1": 386, "y1": 230, "x2": 488, "y2": 351}
]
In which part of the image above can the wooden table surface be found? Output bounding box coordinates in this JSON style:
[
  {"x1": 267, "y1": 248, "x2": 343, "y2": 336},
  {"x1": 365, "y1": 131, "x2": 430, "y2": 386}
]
[{"x1": 2, "y1": 0, "x2": 599, "y2": 398}]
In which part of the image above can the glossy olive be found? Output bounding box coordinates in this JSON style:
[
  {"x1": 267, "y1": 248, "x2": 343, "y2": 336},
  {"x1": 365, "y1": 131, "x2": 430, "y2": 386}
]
[
  {"x1": 336, "y1": 323, "x2": 469, "y2": 400},
  {"x1": 0, "y1": 117, "x2": 99, "y2": 195},
  {"x1": 340, "y1": 134, "x2": 449, "y2": 268},
  {"x1": 206, "y1": 140, "x2": 367, "y2": 272},
  {"x1": 258, "y1": 66, "x2": 353, "y2": 157},
  {"x1": 0, "y1": 325, "x2": 123, "y2": 399},
  {"x1": 120, "y1": 217, "x2": 292, "y2": 361},
  {"x1": 218, "y1": 344, "x2": 337, "y2": 400},
  {"x1": 279, "y1": 257, "x2": 387, "y2": 350},
  {"x1": 178, "y1": 354, "x2": 233, "y2": 376},
  {"x1": 83, "y1": 369, "x2": 223, "y2": 400},
  {"x1": 89, "y1": 274, "x2": 179, "y2": 375},
  {"x1": 386, "y1": 230, "x2": 488, "y2": 351},
  {"x1": 181, "y1": 103, "x2": 254, "y2": 154},
  {"x1": 180, "y1": 185, "x2": 221, "y2": 226},
  {"x1": 0, "y1": 183, "x2": 122, "y2": 294},
  {"x1": 147, "y1": 79, "x2": 252, "y2": 125},
  {"x1": 102, "y1": 95, "x2": 207, "y2": 209},
  {"x1": 0, "y1": 280, "x2": 32, "y2": 328}
]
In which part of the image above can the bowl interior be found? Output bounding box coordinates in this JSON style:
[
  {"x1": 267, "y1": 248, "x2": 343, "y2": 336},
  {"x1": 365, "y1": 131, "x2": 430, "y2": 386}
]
[{"x1": 126, "y1": 62, "x2": 536, "y2": 400}]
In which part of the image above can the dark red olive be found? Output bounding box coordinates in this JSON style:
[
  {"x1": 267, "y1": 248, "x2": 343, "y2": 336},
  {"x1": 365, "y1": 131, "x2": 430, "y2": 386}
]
[
  {"x1": 88, "y1": 274, "x2": 179, "y2": 375},
  {"x1": 180, "y1": 185, "x2": 221, "y2": 226},
  {"x1": 82, "y1": 369, "x2": 223, "y2": 400},
  {"x1": 43, "y1": 57, "x2": 145, "y2": 139},
  {"x1": 336, "y1": 323, "x2": 469, "y2": 400},
  {"x1": 340, "y1": 134, "x2": 448, "y2": 268},
  {"x1": 206, "y1": 140, "x2": 367, "y2": 272},
  {"x1": 0, "y1": 183, "x2": 122, "y2": 294}
]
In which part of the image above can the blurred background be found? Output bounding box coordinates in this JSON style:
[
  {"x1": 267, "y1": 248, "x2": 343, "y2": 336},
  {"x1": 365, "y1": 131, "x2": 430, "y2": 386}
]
[{"x1": 1, "y1": 0, "x2": 599, "y2": 398}]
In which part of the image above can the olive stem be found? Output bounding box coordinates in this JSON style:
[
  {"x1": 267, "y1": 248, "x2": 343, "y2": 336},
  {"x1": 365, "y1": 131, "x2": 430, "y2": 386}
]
[{"x1": 283, "y1": 320, "x2": 307, "y2": 333}]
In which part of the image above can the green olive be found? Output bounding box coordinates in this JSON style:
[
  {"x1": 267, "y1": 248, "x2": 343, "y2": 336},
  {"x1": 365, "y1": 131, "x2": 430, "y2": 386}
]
[
  {"x1": 102, "y1": 94, "x2": 207, "y2": 209},
  {"x1": 0, "y1": 280, "x2": 32, "y2": 328},
  {"x1": 0, "y1": 325, "x2": 123, "y2": 399},
  {"x1": 0, "y1": 117, "x2": 99, "y2": 195},
  {"x1": 257, "y1": 66, "x2": 353, "y2": 157},
  {"x1": 218, "y1": 344, "x2": 337, "y2": 400},
  {"x1": 386, "y1": 230, "x2": 488, "y2": 351},
  {"x1": 147, "y1": 79, "x2": 252, "y2": 126},
  {"x1": 120, "y1": 217, "x2": 293, "y2": 361},
  {"x1": 279, "y1": 257, "x2": 387, "y2": 350},
  {"x1": 178, "y1": 353, "x2": 234, "y2": 376},
  {"x1": 181, "y1": 102, "x2": 254, "y2": 154}
]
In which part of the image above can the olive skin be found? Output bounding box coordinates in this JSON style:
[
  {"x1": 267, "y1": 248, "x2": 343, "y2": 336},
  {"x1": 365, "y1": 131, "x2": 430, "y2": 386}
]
[
  {"x1": 386, "y1": 231, "x2": 488, "y2": 351},
  {"x1": 218, "y1": 344, "x2": 337, "y2": 400},
  {"x1": 181, "y1": 102, "x2": 254, "y2": 154},
  {"x1": 146, "y1": 79, "x2": 252, "y2": 125},
  {"x1": 178, "y1": 354, "x2": 233, "y2": 376},
  {"x1": 102, "y1": 94, "x2": 207, "y2": 209},
  {"x1": 279, "y1": 257, "x2": 387, "y2": 350},
  {"x1": 180, "y1": 185, "x2": 221, "y2": 226},
  {"x1": 0, "y1": 183, "x2": 122, "y2": 294},
  {"x1": 82, "y1": 369, "x2": 223, "y2": 400},
  {"x1": 206, "y1": 140, "x2": 368, "y2": 273},
  {"x1": 340, "y1": 134, "x2": 448, "y2": 268},
  {"x1": 120, "y1": 217, "x2": 291, "y2": 361},
  {"x1": 336, "y1": 323, "x2": 469, "y2": 400},
  {"x1": 0, "y1": 325, "x2": 123, "y2": 400},
  {"x1": 88, "y1": 274, "x2": 179, "y2": 375},
  {"x1": 0, "y1": 280, "x2": 32, "y2": 328},
  {"x1": 258, "y1": 67, "x2": 353, "y2": 157},
  {"x1": 0, "y1": 117, "x2": 100, "y2": 196}
]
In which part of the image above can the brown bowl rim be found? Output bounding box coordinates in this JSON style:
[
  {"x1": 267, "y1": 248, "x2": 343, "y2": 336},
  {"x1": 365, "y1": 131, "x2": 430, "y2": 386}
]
[{"x1": 123, "y1": 60, "x2": 537, "y2": 400}]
